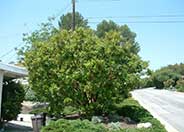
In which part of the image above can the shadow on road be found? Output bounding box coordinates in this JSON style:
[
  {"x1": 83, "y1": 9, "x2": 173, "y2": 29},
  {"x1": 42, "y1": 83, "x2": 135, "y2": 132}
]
[{"x1": 5, "y1": 122, "x2": 33, "y2": 132}]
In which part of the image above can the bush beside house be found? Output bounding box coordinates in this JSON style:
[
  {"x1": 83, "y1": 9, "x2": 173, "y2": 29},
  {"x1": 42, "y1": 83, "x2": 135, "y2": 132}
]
[{"x1": 1, "y1": 77, "x2": 25, "y2": 126}]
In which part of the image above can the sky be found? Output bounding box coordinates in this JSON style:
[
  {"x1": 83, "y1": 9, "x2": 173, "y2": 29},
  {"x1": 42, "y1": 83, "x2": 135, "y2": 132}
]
[{"x1": 0, "y1": 0, "x2": 184, "y2": 70}]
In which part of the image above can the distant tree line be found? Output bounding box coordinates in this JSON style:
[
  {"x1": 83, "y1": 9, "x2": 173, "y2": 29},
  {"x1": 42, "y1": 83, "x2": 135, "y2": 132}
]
[{"x1": 140, "y1": 63, "x2": 184, "y2": 92}]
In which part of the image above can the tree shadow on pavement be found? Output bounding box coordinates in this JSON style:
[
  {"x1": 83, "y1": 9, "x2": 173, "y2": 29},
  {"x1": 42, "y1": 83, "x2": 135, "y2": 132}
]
[{"x1": 5, "y1": 122, "x2": 33, "y2": 132}]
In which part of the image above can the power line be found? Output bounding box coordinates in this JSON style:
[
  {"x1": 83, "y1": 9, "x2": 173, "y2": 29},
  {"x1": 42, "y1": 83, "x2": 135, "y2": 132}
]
[
  {"x1": 0, "y1": 2, "x2": 72, "y2": 60},
  {"x1": 5, "y1": 51, "x2": 18, "y2": 63},
  {"x1": 89, "y1": 20, "x2": 184, "y2": 24},
  {"x1": 0, "y1": 43, "x2": 23, "y2": 59},
  {"x1": 55, "y1": 2, "x2": 72, "y2": 19},
  {"x1": 86, "y1": 14, "x2": 184, "y2": 19},
  {"x1": 0, "y1": 49, "x2": 15, "y2": 59},
  {"x1": 79, "y1": 0, "x2": 121, "y2": 2},
  {"x1": 0, "y1": 34, "x2": 20, "y2": 39}
]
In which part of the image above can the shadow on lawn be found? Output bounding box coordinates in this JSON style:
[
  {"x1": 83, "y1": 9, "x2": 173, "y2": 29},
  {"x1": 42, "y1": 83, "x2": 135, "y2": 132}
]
[{"x1": 114, "y1": 103, "x2": 152, "y2": 122}]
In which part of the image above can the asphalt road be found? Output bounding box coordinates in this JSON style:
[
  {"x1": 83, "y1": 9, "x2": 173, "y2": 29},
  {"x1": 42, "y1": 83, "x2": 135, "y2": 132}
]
[{"x1": 132, "y1": 88, "x2": 184, "y2": 132}]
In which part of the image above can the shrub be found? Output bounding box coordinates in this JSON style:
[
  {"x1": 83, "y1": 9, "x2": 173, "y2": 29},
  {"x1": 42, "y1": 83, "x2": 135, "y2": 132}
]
[
  {"x1": 29, "y1": 108, "x2": 47, "y2": 115},
  {"x1": 24, "y1": 85, "x2": 37, "y2": 101},
  {"x1": 41, "y1": 98, "x2": 167, "y2": 132},
  {"x1": 1, "y1": 77, "x2": 25, "y2": 125},
  {"x1": 176, "y1": 79, "x2": 184, "y2": 92},
  {"x1": 114, "y1": 98, "x2": 152, "y2": 122},
  {"x1": 41, "y1": 119, "x2": 108, "y2": 132},
  {"x1": 24, "y1": 28, "x2": 147, "y2": 116},
  {"x1": 163, "y1": 79, "x2": 175, "y2": 89},
  {"x1": 139, "y1": 77, "x2": 154, "y2": 89},
  {"x1": 108, "y1": 122, "x2": 121, "y2": 130},
  {"x1": 62, "y1": 106, "x2": 80, "y2": 116},
  {"x1": 91, "y1": 116, "x2": 103, "y2": 123},
  {"x1": 113, "y1": 98, "x2": 167, "y2": 132},
  {"x1": 148, "y1": 63, "x2": 184, "y2": 89},
  {"x1": 152, "y1": 69, "x2": 180, "y2": 89}
]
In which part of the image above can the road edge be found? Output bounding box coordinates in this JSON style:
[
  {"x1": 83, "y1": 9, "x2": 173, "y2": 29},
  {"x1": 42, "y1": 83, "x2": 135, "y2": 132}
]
[{"x1": 131, "y1": 91, "x2": 179, "y2": 132}]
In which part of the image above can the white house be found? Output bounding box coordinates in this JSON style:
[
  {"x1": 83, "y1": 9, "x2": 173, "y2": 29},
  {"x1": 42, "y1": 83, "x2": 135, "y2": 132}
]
[{"x1": 0, "y1": 62, "x2": 28, "y2": 118}]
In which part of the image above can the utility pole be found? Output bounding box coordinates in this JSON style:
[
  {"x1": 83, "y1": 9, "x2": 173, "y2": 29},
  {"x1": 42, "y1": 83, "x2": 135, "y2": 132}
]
[{"x1": 72, "y1": 0, "x2": 76, "y2": 31}]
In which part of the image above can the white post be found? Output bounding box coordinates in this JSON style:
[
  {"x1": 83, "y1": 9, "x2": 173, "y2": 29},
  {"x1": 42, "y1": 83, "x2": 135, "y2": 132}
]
[{"x1": 0, "y1": 71, "x2": 4, "y2": 119}]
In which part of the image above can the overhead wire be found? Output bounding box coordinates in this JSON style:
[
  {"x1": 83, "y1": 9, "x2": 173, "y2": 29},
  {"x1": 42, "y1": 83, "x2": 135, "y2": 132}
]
[
  {"x1": 86, "y1": 14, "x2": 184, "y2": 19},
  {"x1": 0, "y1": 43, "x2": 23, "y2": 59},
  {"x1": 0, "y1": 2, "x2": 72, "y2": 61},
  {"x1": 89, "y1": 20, "x2": 184, "y2": 24},
  {"x1": 54, "y1": 2, "x2": 72, "y2": 19},
  {"x1": 1, "y1": 0, "x2": 184, "y2": 61}
]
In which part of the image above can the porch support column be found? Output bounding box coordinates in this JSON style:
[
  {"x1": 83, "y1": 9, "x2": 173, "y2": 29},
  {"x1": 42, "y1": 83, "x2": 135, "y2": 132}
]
[{"x1": 0, "y1": 71, "x2": 4, "y2": 119}]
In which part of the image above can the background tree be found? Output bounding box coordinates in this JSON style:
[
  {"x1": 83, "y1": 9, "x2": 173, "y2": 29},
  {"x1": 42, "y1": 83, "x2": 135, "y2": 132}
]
[
  {"x1": 163, "y1": 79, "x2": 175, "y2": 88},
  {"x1": 96, "y1": 20, "x2": 139, "y2": 54},
  {"x1": 18, "y1": 12, "x2": 88, "y2": 62},
  {"x1": 24, "y1": 28, "x2": 147, "y2": 116},
  {"x1": 58, "y1": 12, "x2": 88, "y2": 30},
  {"x1": 152, "y1": 69, "x2": 180, "y2": 89},
  {"x1": 143, "y1": 63, "x2": 184, "y2": 90},
  {"x1": 96, "y1": 20, "x2": 119, "y2": 38},
  {"x1": 96, "y1": 20, "x2": 136, "y2": 42},
  {"x1": 176, "y1": 78, "x2": 184, "y2": 92}
]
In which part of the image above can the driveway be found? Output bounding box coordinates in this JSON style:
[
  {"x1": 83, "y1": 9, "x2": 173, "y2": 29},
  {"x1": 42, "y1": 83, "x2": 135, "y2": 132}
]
[
  {"x1": 131, "y1": 88, "x2": 184, "y2": 132},
  {"x1": 5, "y1": 122, "x2": 33, "y2": 132}
]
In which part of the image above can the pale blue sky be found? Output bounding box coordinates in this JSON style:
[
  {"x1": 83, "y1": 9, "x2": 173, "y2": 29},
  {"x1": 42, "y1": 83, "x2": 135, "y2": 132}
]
[{"x1": 0, "y1": 0, "x2": 184, "y2": 70}]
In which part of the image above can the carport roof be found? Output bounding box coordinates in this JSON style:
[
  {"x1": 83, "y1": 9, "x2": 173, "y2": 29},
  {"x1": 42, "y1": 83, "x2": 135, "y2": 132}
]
[{"x1": 0, "y1": 62, "x2": 28, "y2": 78}]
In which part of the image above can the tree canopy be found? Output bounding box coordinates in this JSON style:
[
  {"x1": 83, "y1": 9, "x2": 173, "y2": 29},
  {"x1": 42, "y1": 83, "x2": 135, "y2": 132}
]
[
  {"x1": 23, "y1": 28, "x2": 147, "y2": 116},
  {"x1": 17, "y1": 11, "x2": 150, "y2": 116},
  {"x1": 142, "y1": 63, "x2": 184, "y2": 91},
  {"x1": 58, "y1": 12, "x2": 88, "y2": 30},
  {"x1": 96, "y1": 20, "x2": 139, "y2": 54},
  {"x1": 96, "y1": 20, "x2": 119, "y2": 38}
]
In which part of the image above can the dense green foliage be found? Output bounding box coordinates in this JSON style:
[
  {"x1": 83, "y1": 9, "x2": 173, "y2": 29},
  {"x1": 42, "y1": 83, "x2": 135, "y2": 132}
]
[
  {"x1": 41, "y1": 98, "x2": 166, "y2": 132},
  {"x1": 139, "y1": 77, "x2": 154, "y2": 88},
  {"x1": 42, "y1": 119, "x2": 166, "y2": 132},
  {"x1": 18, "y1": 21, "x2": 57, "y2": 63},
  {"x1": 152, "y1": 68, "x2": 180, "y2": 89},
  {"x1": 1, "y1": 78, "x2": 25, "y2": 123},
  {"x1": 175, "y1": 79, "x2": 184, "y2": 92},
  {"x1": 114, "y1": 98, "x2": 152, "y2": 122},
  {"x1": 96, "y1": 20, "x2": 119, "y2": 38},
  {"x1": 142, "y1": 63, "x2": 184, "y2": 91},
  {"x1": 41, "y1": 119, "x2": 107, "y2": 132},
  {"x1": 29, "y1": 106, "x2": 79, "y2": 116},
  {"x1": 24, "y1": 85, "x2": 37, "y2": 101},
  {"x1": 58, "y1": 12, "x2": 88, "y2": 30},
  {"x1": 96, "y1": 20, "x2": 139, "y2": 54},
  {"x1": 114, "y1": 98, "x2": 167, "y2": 132},
  {"x1": 30, "y1": 107, "x2": 47, "y2": 115},
  {"x1": 23, "y1": 27, "x2": 147, "y2": 116}
]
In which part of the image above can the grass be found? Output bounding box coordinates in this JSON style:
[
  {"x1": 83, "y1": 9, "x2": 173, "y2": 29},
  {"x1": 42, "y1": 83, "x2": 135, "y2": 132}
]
[
  {"x1": 41, "y1": 98, "x2": 167, "y2": 132},
  {"x1": 113, "y1": 98, "x2": 167, "y2": 132}
]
